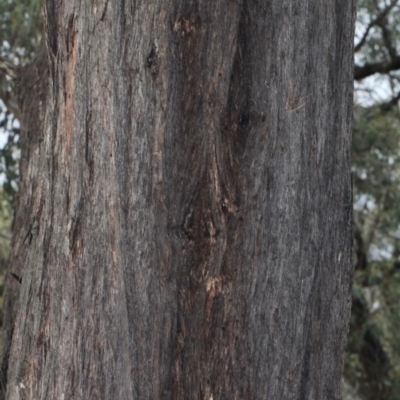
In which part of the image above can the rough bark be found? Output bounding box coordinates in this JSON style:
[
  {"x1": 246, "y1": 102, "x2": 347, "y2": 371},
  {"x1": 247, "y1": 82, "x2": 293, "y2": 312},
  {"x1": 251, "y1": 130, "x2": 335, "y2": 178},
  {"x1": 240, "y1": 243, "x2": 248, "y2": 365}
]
[
  {"x1": 0, "y1": 42, "x2": 48, "y2": 398},
  {"x1": 6, "y1": 1, "x2": 356, "y2": 399}
]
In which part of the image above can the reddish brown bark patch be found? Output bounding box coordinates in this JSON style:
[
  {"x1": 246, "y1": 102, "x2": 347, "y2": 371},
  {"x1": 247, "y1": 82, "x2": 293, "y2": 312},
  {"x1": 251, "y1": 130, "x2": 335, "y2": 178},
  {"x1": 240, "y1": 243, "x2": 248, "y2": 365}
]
[{"x1": 173, "y1": 14, "x2": 198, "y2": 37}]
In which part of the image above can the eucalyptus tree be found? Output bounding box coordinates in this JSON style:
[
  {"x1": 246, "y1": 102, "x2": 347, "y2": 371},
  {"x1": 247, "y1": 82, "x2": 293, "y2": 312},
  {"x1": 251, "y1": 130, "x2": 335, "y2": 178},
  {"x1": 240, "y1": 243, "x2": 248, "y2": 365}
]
[
  {"x1": 2, "y1": 0, "x2": 357, "y2": 398},
  {"x1": 7, "y1": 0, "x2": 400, "y2": 399}
]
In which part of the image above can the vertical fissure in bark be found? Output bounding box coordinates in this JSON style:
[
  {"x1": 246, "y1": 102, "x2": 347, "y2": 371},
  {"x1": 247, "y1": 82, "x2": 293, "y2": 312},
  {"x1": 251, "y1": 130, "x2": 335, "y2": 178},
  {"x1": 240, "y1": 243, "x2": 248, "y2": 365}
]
[{"x1": 166, "y1": 4, "x2": 252, "y2": 397}]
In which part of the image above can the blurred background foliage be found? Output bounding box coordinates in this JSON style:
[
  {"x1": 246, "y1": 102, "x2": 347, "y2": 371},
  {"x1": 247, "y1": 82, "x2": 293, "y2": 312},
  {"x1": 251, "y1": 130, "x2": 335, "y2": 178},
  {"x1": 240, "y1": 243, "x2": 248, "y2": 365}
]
[
  {"x1": 348, "y1": 1, "x2": 400, "y2": 398},
  {"x1": 0, "y1": 0, "x2": 42, "y2": 200},
  {"x1": 0, "y1": 0, "x2": 400, "y2": 399}
]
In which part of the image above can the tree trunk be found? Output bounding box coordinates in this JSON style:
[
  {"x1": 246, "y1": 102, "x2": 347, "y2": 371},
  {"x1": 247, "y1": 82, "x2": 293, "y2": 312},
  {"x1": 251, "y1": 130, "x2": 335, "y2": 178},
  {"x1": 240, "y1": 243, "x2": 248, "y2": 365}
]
[
  {"x1": 6, "y1": 1, "x2": 356, "y2": 399},
  {"x1": 0, "y1": 42, "x2": 48, "y2": 398}
]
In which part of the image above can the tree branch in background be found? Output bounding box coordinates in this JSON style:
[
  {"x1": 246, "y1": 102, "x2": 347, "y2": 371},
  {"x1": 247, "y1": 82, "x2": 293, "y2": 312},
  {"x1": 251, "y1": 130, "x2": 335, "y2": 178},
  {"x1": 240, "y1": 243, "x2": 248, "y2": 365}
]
[
  {"x1": 0, "y1": 57, "x2": 17, "y2": 80},
  {"x1": 0, "y1": 57, "x2": 20, "y2": 119},
  {"x1": 354, "y1": 0, "x2": 399, "y2": 53},
  {"x1": 355, "y1": 56, "x2": 400, "y2": 80},
  {"x1": 377, "y1": 17, "x2": 397, "y2": 61},
  {"x1": 0, "y1": 84, "x2": 19, "y2": 119}
]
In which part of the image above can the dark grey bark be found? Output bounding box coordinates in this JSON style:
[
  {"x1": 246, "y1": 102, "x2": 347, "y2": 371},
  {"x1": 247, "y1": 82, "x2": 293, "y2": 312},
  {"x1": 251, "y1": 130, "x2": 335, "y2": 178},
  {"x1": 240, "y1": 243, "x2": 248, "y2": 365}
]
[{"x1": 6, "y1": 1, "x2": 356, "y2": 399}]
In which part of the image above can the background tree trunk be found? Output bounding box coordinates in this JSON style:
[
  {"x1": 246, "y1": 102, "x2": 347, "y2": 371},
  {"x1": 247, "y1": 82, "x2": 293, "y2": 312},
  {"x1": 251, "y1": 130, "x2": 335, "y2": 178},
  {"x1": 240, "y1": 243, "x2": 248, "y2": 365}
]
[
  {"x1": 6, "y1": 1, "x2": 356, "y2": 399},
  {"x1": 0, "y1": 42, "x2": 48, "y2": 398}
]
